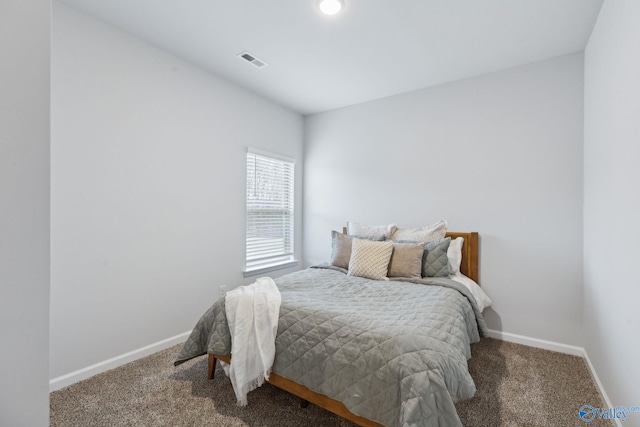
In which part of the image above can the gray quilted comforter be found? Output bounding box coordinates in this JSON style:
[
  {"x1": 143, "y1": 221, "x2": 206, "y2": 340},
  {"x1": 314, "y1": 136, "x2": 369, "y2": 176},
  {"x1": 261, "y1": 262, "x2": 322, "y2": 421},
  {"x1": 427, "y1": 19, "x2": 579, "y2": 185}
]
[{"x1": 175, "y1": 266, "x2": 487, "y2": 427}]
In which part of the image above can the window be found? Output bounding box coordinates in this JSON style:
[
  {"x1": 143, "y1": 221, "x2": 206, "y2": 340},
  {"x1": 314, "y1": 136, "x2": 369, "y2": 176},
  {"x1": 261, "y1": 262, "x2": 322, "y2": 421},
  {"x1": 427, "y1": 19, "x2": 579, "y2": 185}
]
[{"x1": 244, "y1": 149, "x2": 296, "y2": 276}]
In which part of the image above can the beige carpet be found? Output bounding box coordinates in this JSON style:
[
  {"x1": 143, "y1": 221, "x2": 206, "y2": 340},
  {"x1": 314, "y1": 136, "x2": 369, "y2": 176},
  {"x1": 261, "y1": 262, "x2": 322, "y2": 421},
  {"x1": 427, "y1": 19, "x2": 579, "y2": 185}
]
[{"x1": 50, "y1": 338, "x2": 613, "y2": 426}]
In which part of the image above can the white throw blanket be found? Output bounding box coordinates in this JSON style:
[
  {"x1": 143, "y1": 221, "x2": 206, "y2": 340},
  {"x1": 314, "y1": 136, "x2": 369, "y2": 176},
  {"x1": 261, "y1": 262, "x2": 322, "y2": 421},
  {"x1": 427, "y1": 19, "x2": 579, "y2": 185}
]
[{"x1": 223, "y1": 277, "x2": 281, "y2": 406}]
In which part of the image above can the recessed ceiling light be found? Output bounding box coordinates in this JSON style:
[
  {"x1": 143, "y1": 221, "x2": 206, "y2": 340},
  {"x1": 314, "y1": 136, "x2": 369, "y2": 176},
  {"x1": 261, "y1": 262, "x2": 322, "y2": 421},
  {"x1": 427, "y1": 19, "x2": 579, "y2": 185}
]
[{"x1": 317, "y1": 0, "x2": 344, "y2": 15}]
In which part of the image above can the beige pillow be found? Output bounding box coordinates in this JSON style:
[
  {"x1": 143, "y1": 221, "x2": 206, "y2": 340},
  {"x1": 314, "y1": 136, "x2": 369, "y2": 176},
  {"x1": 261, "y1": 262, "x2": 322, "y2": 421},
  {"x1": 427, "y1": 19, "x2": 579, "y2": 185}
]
[
  {"x1": 330, "y1": 230, "x2": 385, "y2": 269},
  {"x1": 348, "y1": 239, "x2": 394, "y2": 281},
  {"x1": 391, "y1": 220, "x2": 448, "y2": 242},
  {"x1": 387, "y1": 243, "x2": 424, "y2": 279}
]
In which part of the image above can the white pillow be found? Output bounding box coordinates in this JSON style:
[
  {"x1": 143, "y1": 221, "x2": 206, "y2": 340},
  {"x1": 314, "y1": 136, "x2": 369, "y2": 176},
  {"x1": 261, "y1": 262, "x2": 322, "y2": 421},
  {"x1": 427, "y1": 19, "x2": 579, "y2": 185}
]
[
  {"x1": 347, "y1": 221, "x2": 397, "y2": 240},
  {"x1": 391, "y1": 220, "x2": 448, "y2": 242},
  {"x1": 449, "y1": 273, "x2": 492, "y2": 312},
  {"x1": 348, "y1": 238, "x2": 394, "y2": 281},
  {"x1": 447, "y1": 237, "x2": 464, "y2": 274}
]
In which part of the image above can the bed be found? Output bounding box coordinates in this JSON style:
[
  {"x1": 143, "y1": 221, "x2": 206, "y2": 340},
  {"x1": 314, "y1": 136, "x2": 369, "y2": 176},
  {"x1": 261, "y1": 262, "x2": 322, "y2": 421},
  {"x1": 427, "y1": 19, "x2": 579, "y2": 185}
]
[{"x1": 175, "y1": 230, "x2": 486, "y2": 427}]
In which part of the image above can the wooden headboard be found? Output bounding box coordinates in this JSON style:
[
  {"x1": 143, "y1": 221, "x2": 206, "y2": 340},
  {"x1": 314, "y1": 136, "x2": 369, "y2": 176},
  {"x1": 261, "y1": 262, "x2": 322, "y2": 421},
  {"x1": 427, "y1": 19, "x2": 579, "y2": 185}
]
[
  {"x1": 445, "y1": 232, "x2": 479, "y2": 284},
  {"x1": 341, "y1": 228, "x2": 479, "y2": 284}
]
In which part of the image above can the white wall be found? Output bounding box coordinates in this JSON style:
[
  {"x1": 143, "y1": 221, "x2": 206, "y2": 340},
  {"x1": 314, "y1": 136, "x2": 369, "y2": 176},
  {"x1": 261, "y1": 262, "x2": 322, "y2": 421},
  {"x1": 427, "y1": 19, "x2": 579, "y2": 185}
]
[
  {"x1": 584, "y1": 0, "x2": 640, "y2": 410},
  {"x1": 304, "y1": 54, "x2": 585, "y2": 345},
  {"x1": 51, "y1": 3, "x2": 303, "y2": 379},
  {"x1": 0, "y1": 0, "x2": 51, "y2": 425}
]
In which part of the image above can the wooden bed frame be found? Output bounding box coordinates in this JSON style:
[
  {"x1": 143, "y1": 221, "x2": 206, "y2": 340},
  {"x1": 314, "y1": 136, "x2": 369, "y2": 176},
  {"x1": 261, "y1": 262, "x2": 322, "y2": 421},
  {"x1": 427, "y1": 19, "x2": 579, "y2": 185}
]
[
  {"x1": 443, "y1": 231, "x2": 479, "y2": 283},
  {"x1": 209, "y1": 231, "x2": 479, "y2": 427}
]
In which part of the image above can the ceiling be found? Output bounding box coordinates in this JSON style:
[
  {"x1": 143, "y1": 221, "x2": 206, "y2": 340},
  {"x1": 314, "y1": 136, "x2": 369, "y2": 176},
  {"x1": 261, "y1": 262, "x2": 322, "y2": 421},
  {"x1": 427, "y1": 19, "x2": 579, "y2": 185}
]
[{"x1": 57, "y1": 0, "x2": 603, "y2": 115}]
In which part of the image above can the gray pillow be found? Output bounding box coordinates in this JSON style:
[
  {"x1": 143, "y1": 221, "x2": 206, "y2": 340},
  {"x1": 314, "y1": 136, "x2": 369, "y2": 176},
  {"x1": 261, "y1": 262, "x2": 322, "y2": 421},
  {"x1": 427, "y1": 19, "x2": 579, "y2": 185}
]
[
  {"x1": 422, "y1": 237, "x2": 451, "y2": 277},
  {"x1": 330, "y1": 230, "x2": 384, "y2": 269},
  {"x1": 387, "y1": 243, "x2": 424, "y2": 279}
]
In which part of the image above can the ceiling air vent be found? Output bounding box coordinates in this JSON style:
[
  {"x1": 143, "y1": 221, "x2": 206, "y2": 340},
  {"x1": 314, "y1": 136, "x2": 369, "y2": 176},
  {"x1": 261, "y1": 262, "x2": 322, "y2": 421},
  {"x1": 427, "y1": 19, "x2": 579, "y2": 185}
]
[{"x1": 237, "y1": 51, "x2": 268, "y2": 69}]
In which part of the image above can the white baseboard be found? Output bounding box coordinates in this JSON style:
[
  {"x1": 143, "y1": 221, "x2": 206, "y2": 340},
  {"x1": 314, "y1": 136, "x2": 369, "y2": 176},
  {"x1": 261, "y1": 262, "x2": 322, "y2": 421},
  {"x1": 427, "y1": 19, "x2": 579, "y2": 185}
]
[
  {"x1": 49, "y1": 330, "x2": 191, "y2": 392},
  {"x1": 582, "y1": 350, "x2": 623, "y2": 427},
  {"x1": 487, "y1": 329, "x2": 622, "y2": 427},
  {"x1": 486, "y1": 329, "x2": 584, "y2": 356}
]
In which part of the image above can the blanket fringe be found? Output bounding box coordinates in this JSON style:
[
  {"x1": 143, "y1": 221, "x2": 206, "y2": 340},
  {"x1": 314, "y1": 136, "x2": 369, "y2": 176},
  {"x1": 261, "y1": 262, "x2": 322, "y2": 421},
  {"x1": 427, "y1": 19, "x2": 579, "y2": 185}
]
[
  {"x1": 236, "y1": 369, "x2": 272, "y2": 406},
  {"x1": 226, "y1": 277, "x2": 281, "y2": 406}
]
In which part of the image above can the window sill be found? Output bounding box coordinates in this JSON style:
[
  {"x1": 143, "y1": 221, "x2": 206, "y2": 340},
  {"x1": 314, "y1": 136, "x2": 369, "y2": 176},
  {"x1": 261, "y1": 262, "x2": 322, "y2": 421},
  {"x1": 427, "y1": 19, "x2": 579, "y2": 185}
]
[{"x1": 243, "y1": 260, "x2": 299, "y2": 278}]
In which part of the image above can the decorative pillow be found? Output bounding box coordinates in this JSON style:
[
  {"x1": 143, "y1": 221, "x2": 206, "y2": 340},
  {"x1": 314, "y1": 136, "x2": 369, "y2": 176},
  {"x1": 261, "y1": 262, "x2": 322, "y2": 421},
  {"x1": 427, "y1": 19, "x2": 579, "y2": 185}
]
[
  {"x1": 447, "y1": 237, "x2": 464, "y2": 275},
  {"x1": 387, "y1": 243, "x2": 424, "y2": 279},
  {"x1": 347, "y1": 221, "x2": 397, "y2": 240},
  {"x1": 348, "y1": 239, "x2": 394, "y2": 281},
  {"x1": 330, "y1": 230, "x2": 385, "y2": 269},
  {"x1": 391, "y1": 220, "x2": 448, "y2": 242},
  {"x1": 422, "y1": 237, "x2": 451, "y2": 277}
]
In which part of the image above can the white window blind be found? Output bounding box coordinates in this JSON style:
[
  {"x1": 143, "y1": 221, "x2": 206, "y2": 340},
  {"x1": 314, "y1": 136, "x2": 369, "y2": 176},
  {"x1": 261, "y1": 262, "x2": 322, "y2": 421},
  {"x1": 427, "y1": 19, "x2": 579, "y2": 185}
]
[{"x1": 245, "y1": 150, "x2": 295, "y2": 272}]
